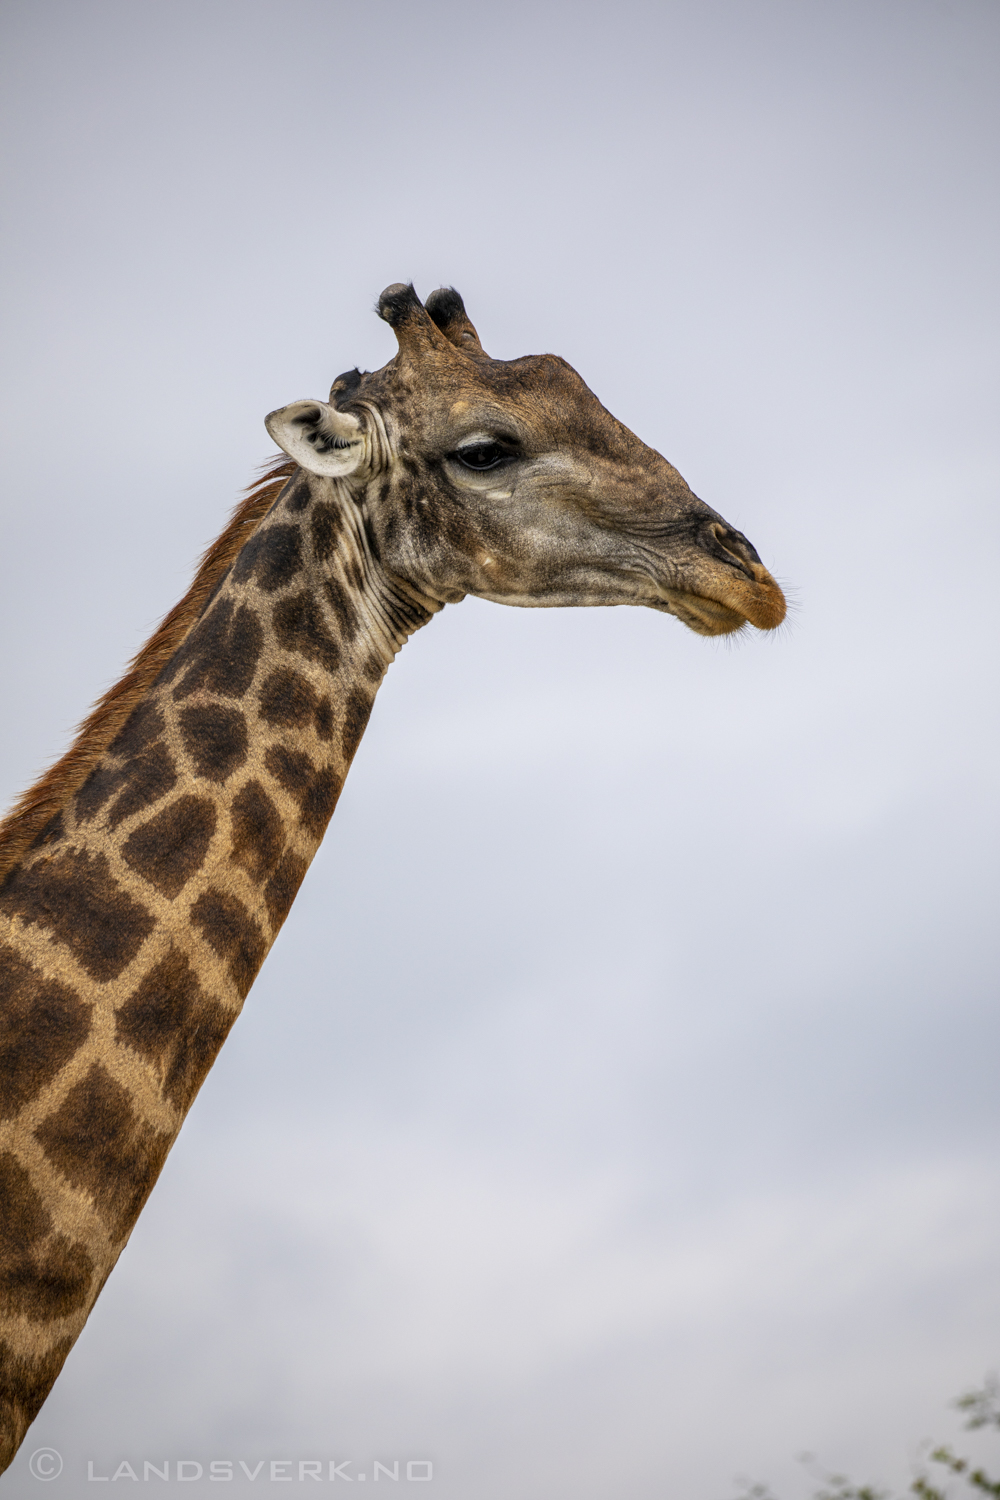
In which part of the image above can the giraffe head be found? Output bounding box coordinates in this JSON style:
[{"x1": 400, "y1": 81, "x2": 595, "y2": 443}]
[{"x1": 266, "y1": 284, "x2": 785, "y2": 637}]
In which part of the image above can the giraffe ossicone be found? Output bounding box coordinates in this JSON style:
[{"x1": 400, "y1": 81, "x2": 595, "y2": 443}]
[{"x1": 0, "y1": 284, "x2": 786, "y2": 1473}]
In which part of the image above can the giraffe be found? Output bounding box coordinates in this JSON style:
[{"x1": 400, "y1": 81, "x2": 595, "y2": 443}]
[{"x1": 0, "y1": 283, "x2": 786, "y2": 1472}]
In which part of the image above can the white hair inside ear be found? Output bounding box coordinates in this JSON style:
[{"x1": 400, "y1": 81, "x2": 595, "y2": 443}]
[{"x1": 265, "y1": 399, "x2": 365, "y2": 477}]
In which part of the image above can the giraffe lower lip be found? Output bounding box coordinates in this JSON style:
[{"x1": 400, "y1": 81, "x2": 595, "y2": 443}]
[{"x1": 659, "y1": 589, "x2": 748, "y2": 636}]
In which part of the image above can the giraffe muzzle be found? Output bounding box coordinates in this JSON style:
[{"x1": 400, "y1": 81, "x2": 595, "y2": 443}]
[{"x1": 654, "y1": 519, "x2": 786, "y2": 636}]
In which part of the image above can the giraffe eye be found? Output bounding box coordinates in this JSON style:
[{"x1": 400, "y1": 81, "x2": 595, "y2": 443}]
[{"x1": 454, "y1": 441, "x2": 510, "y2": 471}]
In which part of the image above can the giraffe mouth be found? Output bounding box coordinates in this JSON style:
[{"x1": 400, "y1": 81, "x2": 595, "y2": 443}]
[{"x1": 658, "y1": 567, "x2": 787, "y2": 637}]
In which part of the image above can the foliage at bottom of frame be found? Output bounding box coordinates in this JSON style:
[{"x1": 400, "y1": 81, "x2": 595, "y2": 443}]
[{"x1": 731, "y1": 1376, "x2": 999, "y2": 1500}]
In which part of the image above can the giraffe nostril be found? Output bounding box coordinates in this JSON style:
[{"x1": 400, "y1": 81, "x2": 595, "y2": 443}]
[{"x1": 702, "y1": 521, "x2": 761, "y2": 577}]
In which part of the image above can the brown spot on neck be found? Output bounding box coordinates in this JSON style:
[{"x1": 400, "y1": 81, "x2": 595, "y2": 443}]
[
  {"x1": 115, "y1": 950, "x2": 235, "y2": 1111},
  {"x1": 0, "y1": 1154, "x2": 94, "y2": 1323},
  {"x1": 34, "y1": 1063, "x2": 172, "y2": 1240},
  {"x1": 0, "y1": 848, "x2": 156, "y2": 982},
  {"x1": 0, "y1": 1335, "x2": 75, "y2": 1473},
  {"x1": 0, "y1": 946, "x2": 92, "y2": 1120}
]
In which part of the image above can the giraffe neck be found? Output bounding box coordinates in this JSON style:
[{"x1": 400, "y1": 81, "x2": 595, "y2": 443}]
[{"x1": 0, "y1": 467, "x2": 435, "y2": 1471}]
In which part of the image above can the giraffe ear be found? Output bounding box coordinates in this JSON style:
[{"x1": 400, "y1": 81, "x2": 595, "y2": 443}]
[{"x1": 265, "y1": 400, "x2": 365, "y2": 477}]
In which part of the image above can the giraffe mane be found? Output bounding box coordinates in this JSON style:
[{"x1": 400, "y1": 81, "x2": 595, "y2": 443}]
[{"x1": 0, "y1": 455, "x2": 298, "y2": 884}]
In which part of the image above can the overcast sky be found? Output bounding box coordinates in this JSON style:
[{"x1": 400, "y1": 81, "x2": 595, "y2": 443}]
[{"x1": 1, "y1": 2, "x2": 998, "y2": 1496}]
